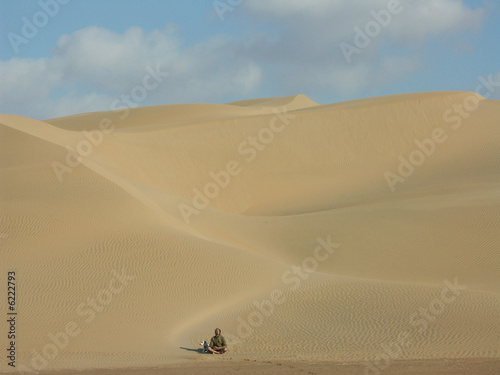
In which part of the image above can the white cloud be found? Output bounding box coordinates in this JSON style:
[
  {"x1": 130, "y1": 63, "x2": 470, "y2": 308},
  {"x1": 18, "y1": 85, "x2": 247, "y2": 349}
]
[
  {"x1": 0, "y1": 1, "x2": 486, "y2": 119},
  {"x1": 493, "y1": 72, "x2": 500, "y2": 99},
  {"x1": 388, "y1": 0, "x2": 484, "y2": 43},
  {"x1": 242, "y1": 0, "x2": 484, "y2": 95},
  {"x1": 244, "y1": 0, "x2": 342, "y2": 17},
  {"x1": 244, "y1": 0, "x2": 484, "y2": 50},
  {"x1": 54, "y1": 26, "x2": 180, "y2": 93},
  {"x1": 0, "y1": 57, "x2": 62, "y2": 119},
  {"x1": 245, "y1": 0, "x2": 483, "y2": 38},
  {"x1": 0, "y1": 26, "x2": 263, "y2": 119},
  {"x1": 232, "y1": 62, "x2": 263, "y2": 92}
]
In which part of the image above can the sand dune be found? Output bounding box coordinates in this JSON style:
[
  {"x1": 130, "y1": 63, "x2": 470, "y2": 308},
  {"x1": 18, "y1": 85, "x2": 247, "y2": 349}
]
[{"x1": 1, "y1": 92, "x2": 499, "y2": 373}]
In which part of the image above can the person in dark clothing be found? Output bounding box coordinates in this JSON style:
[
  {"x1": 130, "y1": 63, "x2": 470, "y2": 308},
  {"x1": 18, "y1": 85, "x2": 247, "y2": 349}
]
[{"x1": 208, "y1": 328, "x2": 227, "y2": 354}]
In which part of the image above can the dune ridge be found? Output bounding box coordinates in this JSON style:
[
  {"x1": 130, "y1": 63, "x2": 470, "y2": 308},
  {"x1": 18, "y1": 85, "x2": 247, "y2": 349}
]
[{"x1": 1, "y1": 92, "x2": 499, "y2": 372}]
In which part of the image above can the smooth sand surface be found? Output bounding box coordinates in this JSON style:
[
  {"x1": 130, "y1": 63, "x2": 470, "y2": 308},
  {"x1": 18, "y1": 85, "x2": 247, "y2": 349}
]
[
  {"x1": 1, "y1": 92, "x2": 499, "y2": 373},
  {"x1": 3, "y1": 358, "x2": 500, "y2": 375}
]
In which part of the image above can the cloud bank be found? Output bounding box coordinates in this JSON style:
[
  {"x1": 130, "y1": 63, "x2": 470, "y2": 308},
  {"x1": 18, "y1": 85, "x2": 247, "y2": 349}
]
[{"x1": 0, "y1": 0, "x2": 485, "y2": 119}]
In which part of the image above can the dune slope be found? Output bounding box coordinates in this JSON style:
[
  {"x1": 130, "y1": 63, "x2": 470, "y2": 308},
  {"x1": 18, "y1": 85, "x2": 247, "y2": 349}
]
[{"x1": 1, "y1": 92, "x2": 499, "y2": 372}]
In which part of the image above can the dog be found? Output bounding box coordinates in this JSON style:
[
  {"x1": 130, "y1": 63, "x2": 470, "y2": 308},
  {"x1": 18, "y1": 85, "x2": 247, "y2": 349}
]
[{"x1": 200, "y1": 340, "x2": 209, "y2": 353}]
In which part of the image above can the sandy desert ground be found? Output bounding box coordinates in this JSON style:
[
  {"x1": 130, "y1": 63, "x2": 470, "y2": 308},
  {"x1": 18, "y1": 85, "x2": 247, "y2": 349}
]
[{"x1": 1, "y1": 92, "x2": 499, "y2": 374}]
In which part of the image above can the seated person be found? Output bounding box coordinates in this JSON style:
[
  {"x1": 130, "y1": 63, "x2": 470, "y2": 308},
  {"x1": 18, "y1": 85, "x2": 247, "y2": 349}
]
[{"x1": 208, "y1": 328, "x2": 227, "y2": 354}]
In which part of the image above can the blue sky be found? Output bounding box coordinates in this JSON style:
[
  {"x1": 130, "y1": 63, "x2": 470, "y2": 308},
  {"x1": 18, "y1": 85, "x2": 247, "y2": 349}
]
[{"x1": 0, "y1": 0, "x2": 499, "y2": 119}]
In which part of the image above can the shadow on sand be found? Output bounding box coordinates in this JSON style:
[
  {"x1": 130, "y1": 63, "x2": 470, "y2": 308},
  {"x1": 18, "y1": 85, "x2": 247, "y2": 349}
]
[{"x1": 179, "y1": 346, "x2": 208, "y2": 354}]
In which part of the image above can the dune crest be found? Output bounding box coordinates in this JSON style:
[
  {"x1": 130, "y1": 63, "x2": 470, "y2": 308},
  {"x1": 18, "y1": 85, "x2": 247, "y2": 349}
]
[{"x1": 228, "y1": 94, "x2": 319, "y2": 110}]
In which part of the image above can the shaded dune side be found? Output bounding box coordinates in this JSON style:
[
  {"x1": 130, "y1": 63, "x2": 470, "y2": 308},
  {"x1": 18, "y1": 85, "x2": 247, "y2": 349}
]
[
  {"x1": 184, "y1": 189, "x2": 500, "y2": 291},
  {"x1": 45, "y1": 98, "x2": 304, "y2": 132},
  {"x1": 43, "y1": 92, "x2": 500, "y2": 217},
  {"x1": 228, "y1": 94, "x2": 319, "y2": 110},
  {"x1": 0, "y1": 119, "x2": 289, "y2": 370}
]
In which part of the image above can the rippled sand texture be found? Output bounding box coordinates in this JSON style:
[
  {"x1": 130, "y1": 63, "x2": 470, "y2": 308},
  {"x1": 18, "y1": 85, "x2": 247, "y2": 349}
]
[{"x1": 1, "y1": 92, "x2": 499, "y2": 372}]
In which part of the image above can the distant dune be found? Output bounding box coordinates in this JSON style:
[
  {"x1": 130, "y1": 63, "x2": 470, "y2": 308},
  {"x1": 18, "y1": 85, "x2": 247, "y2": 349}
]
[{"x1": 1, "y1": 92, "x2": 499, "y2": 373}]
